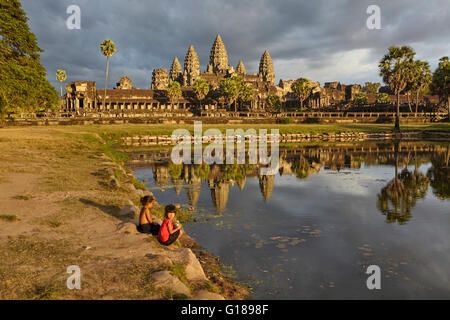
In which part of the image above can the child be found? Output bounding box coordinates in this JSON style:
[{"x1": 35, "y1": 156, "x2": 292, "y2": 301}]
[
  {"x1": 158, "y1": 204, "x2": 183, "y2": 246},
  {"x1": 137, "y1": 195, "x2": 160, "y2": 236}
]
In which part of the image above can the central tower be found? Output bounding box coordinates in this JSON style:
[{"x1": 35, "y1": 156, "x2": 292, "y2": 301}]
[{"x1": 207, "y1": 34, "x2": 229, "y2": 73}]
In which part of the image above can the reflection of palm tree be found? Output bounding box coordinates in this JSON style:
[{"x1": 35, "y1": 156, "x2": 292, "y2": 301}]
[
  {"x1": 427, "y1": 146, "x2": 450, "y2": 200},
  {"x1": 292, "y1": 156, "x2": 311, "y2": 179},
  {"x1": 377, "y1": 142, "x2": 416, "y2": 224}
]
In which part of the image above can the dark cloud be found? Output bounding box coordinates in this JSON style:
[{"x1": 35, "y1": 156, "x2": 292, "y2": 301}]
[{"x1": 21, "y1": 0, "x2": 450, "y2": 90}]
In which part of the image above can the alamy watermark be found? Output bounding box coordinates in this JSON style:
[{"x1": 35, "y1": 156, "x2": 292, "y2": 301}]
[
  {"x1": 366, "y1": 265, "x2": 381, "y2": 290},
  {"x1": 170, "y1": 121, "x2": 279, "y2": 176},
  {"x1": 66, "y1": 265, "x2": 81, "y2": 290},
  {"x1": 366, "y1": 5, "x2": 381, "y2": 30},
  {"x1": 66, "y1": 5, "x2": 81, "y2": 30}
]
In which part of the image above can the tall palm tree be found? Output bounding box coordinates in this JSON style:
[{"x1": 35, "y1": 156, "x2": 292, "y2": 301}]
[
  {"x1": 100, "y1": 40, "x2": 116, "y2": 111},
  {"x1": 56, "y1": 69, "x2": 67, "y2": 98},
  {"x1": 411, "y1": 60, "x2": 432, "y2": 115},
  {"x1": 167, "y1": 81, "x2": 182, "y2": 109},
  {"x1": 379, "y1": 46, "x2": 416, "y2": 131},
  {"x1": 192, "y1": 78, "x2": 209, "y2": 114}
]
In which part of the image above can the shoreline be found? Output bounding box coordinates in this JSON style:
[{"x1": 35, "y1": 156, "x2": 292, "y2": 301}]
[{"x1": 0, "y1": 126, "x2": 248, "y2": 300}]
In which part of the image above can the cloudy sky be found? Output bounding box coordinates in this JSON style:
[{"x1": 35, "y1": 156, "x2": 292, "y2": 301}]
[{"x1": 21, "y1": 0, "x2": 450, "y2": 91}]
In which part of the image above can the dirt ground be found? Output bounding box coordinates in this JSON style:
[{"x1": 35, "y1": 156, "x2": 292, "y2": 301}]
[{"x1": 0, "y1": 127, "x2": 248, "y2": 300}]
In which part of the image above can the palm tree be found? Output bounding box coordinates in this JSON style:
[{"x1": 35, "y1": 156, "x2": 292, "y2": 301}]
[
  {"x1": 55, "y1": 69, "x2": 67, "y2": 98},
  {"x1": 291, "y1": 78, "x2": 312, "y2": 110},
  {"x1": 219, "y1": 77, "x2": 240, "y2": 112},
  {"x1": 100, "y1": 39, "x2": 116, "y2": 111},
  {"x1": 410, "y1": 60, "x2": 432, "y2": 115},
  {"x1": 167, "y1": 81, "x2": 182, "y2": 109},
  {"x1": 379, "y1": 46, "x2": 416, "y2": 130},
  {"x1": 192, "y1": 78, "x2": 209, "y2": 113},
  {"x1": 430, "y1": 56, "x2": 450, "y2": 120}
]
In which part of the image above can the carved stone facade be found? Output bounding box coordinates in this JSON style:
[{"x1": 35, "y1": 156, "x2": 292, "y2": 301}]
[
  {"x1": 66, "y1": 34, "x2": 429, "y2": 113},
  {"x1": 258, "y1": 50, "x2": 275, "y2": 85},
  {"x1": 183, "y1": 45, "x2": 200, "y2": 86},
  {"x1": 151, "y1": 69, "x2": 169, "y2": 90},
  {"x1": 236, "y1": 60, "x2": 246, "y2": 75},
  {"x1": 115, "y1": 76, "x2": 133, "y2": 89},
  {"x1": 170, "y1": 57, "x2": 183, "y2": 83},
  {"x1": 207, "y1": 34, "x2": 229, "y2": 74}
]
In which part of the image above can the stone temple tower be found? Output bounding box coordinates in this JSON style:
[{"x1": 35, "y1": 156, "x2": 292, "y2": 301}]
[
  {"x1": 170, "y1": 57, "x2": 183, "y2": 83},
  {"x1": 151, "y1": 69, "x2": 169, "y2": 90},
  {"x1": 183, "y1": 45, "x2": 200, "y2": 86},
  {"x1": 207, "y1": 34, "x2": 229, "y2": 74},
  {"x1": 258, "y1": 50, "x2": 275, "y2": 85},
  {"x1": 236, "y1": 60, "x2": 246, "y2": 75}
]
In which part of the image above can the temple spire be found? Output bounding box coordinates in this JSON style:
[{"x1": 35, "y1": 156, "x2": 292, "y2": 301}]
[
  {"x1": 170, "y1": 56, "x2": 182, "y2": 83},
  {"x1": 236, "y1": 60, "x2": 246, "y2": 74},
  {"x1": 207, "y1": 34, "x2": 229, "y2": 73},
  {"x1": 183, "y1": 45, "x2": 200, "y2": 86},
  {"x1": 258, "y1": 50, "x2": 275, "y2": 85}
]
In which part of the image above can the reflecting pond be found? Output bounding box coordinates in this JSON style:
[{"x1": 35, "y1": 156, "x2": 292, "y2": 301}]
[{"x1": 130, "y1": 141, "x2": 450, "y2": 299}]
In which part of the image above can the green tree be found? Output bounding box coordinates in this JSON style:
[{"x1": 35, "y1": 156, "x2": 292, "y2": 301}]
[
  {"x1": 100, "y1": 39, "x2": 116, "y2": 110},
  {"x1": 376, "y1": 93, "x2": 390, "y2": 103},
  {"x1": 239, "y1": 84, "x2": 254, "y2": 109},
  {"x1": 379, "y1": 46, "x2": 416, "y2": 130},
  {"x1": 362, "y1": 82, "x2": 381, "y2": 94},
  {"x1": 167, "y1": 81, "x2": 182, "y2": 108},
  {"x1": 56, "y1": 69, "x2": 67, "y2": 97},
  {"x1": 0, "y1": 0, "x2": 59, "y2": 112},
  {"x1": 291, "y1": 78, "x2": 312, "y2": 109},
  {"x1": 410, "y1": 60, "x2": 432, "y2": 114},
  {"x1": 430, "y1": 56, "x2": 450, "y2": 120},
  {"x1": 192, "y1": 78, "x2": 209, "y2": 111},
  {"x1": 265, "y1": 94, "x2": 281, "y2": 112},
  {"x1": 353, "y1": 92, "x2": 368, "y2": 105},
  {"x1": 219, "y1": 77, "x2": 240, "y2": 112},
  {"x1": 426, "y1": 146, "x2": 449, "y2": 199}
]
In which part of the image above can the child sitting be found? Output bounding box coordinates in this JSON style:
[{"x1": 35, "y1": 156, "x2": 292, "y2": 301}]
[
  {"x1": 158, "y1": 204, "x2": 183, "y2": 246},
  {"x1": 137, "y1": 195, "x2": 160, "y2": 236}
]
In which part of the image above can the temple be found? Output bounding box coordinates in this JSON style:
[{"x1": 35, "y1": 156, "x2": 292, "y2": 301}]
[{"x1": 63, "y1": 34, "x2": 420, "y2": 114}]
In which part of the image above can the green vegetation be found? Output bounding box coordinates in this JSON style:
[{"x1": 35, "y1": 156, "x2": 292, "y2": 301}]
[
  {"x1": 167, "y1": 81, "x2": 182, "y2": 108},
  {"x1": 100, "y1": 39, "x2": 116, "y2": 109},
  {"x1": 278, "y1": 117, "x2": 293, "y2": 124},
  {"x1": 430, "y1": 56, "x2": 450, "y2": 119},
  {"x1": 362, "y1": 82, "x2": 381, "y2": 94},
  {"x1": 0, "y1": 215, "x2": 19, "y2": 222},
  {"x1": 353, "y1": 92, "x2": 368, "y2": 105},
  {"x1": 379, "y1": 45, "x2": 416, "y2": 130},
  {"x1": 0, "y1": 0, "x2": 59, "y2": 113},
  {"x1": 266, "y1": 94, "x2": 281, "y2": 112},
  {"x1": 56, "y1": 69, "x2": 67, "y2": 98},
  {"x1": 192, "y1": 78, "x2": 209, "y2": 110},
  {"x1": 291, "y1": 78, "x2": 312, "y2": 109},
  {"x1": 219, "y1": 77, "x2": 241, "y2": 112},
  {"x1": 376, "y1": 92, "x2": 390, "y2": 103}
]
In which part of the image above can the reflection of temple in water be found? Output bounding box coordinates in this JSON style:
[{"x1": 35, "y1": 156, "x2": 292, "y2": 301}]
[
  {"x1": 131, "y1": 143, "x2": 449, "y2": 214},
  {"x1": 259, "y1": 174, "x2": 274, "y2": 202}
]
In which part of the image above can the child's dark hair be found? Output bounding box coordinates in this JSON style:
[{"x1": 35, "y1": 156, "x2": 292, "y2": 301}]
[
  {"x1": 140, "y1": 195, "x2": 155, "y2": 206},
  {"x1": 164, "y1": 204, "x2": 176, "y2": 218}
]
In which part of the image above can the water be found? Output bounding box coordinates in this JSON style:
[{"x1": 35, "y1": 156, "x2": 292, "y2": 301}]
[{"x1": 130, "y1": 141, "x2": 450, "y2": 299}]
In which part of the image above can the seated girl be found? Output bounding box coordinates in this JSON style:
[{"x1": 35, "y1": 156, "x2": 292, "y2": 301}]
[
  {"x1": 158, "y1": 204, "x2": 183, "y2": 246},
  {"x1": 137, "y1": 195, "x2": 160, "y2": 236}
]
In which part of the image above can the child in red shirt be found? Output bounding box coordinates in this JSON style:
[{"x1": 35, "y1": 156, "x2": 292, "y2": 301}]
[{"x1": 158, "y1": 204, "x2": 183, "y2": 245}]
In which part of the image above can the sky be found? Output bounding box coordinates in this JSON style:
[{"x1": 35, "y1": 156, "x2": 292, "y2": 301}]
[{"x1": 21, "y1": 0, "x2": 450, "y2": 91}]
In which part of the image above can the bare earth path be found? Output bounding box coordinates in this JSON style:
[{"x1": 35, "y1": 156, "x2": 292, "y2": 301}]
[{"x1": 0, "y1": 127, "x2": 247, "y2": 300}]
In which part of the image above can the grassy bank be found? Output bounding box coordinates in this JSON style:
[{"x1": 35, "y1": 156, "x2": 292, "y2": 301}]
[
  {"x1": 47, "y1": 122, "x2": 450, "y2": 143},
  {"x1": 0, "y1": 126, "x2": 247, "y2": 299}
]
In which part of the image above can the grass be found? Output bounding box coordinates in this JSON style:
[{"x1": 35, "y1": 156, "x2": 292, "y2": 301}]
[
  {"x1": 0, "y1": 214, "x2": 19, "y2": 222},
  {"x1": 12, "y1": 194, "x2": 34, "y2": 200}
]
